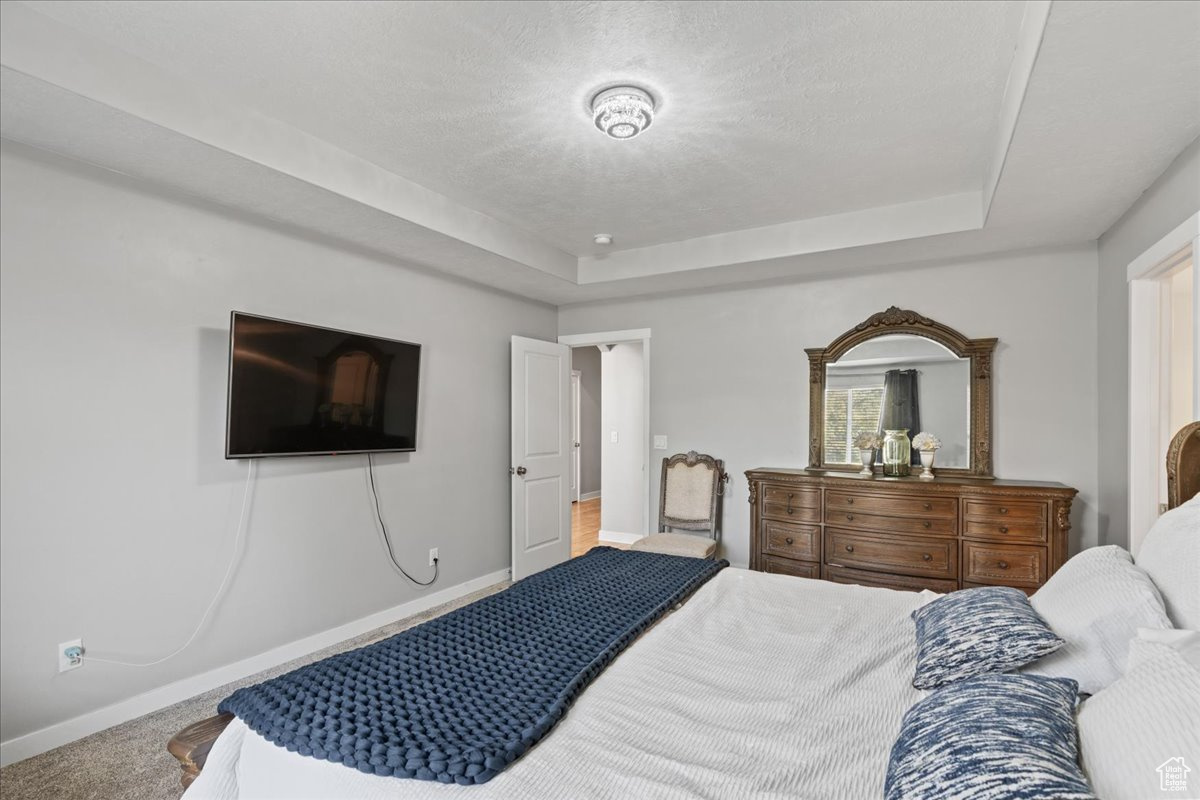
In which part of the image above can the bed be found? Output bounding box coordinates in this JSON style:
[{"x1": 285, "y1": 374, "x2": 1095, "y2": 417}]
[{"x1": 172, "y1": 422, "x2": 1200, "y2": 799}]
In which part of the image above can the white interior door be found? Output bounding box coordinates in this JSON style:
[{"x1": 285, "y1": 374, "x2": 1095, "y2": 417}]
[{"x1": 511, "y1": 336, "x2": 571, "y2": 581}]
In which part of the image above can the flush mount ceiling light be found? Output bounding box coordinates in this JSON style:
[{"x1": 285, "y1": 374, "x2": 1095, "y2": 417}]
[
  {"x1": 593, "y1": 233, "x2": 613, "y2": 245},
  {"x1": 591, "y1": 86, "x2": 654, "y2": 141}
]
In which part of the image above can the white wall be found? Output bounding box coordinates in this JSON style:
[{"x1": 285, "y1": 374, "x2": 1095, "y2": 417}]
[
  {"x1": 571, "y1": 347, "x2": 602, "y2": 497},
  {"x1": 0, "y1": 142, "x2": 556, "y2": 746},
  {"x1": 561, "y1": 246, "x2": 1100, "y2": 567},
  {"x1": 1096, "y1": 136, "x2": 1200, "y2": 547},
  {"x1": 600, "y1": 343, "x2": 645, "y2": 534}
]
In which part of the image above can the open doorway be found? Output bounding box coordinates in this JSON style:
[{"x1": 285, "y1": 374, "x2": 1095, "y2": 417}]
[
  {"x1": 1128, "y1": 215, "x2": 1198, "y2": 553},
  {"x1": 570, "y1": 347, "x2": 602, "y2": 555},
  {"x1": 561, "y1": 330, "x2": 652, "y2": 557}
]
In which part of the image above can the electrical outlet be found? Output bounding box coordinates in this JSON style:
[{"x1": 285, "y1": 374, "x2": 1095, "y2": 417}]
[
  {"x1": 429, "y1": 548, "x2": 439, "y2": 566},
  {"x1": 58, "y1": 638, "x2": 84, "y2": 673},
  {"x1": 653, "y1": 435, "x2": 668, "y2": 450},
  {"x1": 610, "y1": 430, "x2": 619, "y2": 443}
]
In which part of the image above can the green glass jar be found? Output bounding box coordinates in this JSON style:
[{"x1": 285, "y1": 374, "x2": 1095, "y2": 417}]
[{"x1": 882, "y1": 429, "x2": 911, "y2": 477}]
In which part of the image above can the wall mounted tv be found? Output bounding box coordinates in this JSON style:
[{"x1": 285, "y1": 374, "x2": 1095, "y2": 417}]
[{"x1": 226, "y1": 312, "x2": 421, "y2": 458}]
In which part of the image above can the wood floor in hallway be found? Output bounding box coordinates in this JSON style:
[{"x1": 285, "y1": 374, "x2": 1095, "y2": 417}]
[
  {"x1": 571, "y1": 497, "x2": 601, "y2": 557},
  {"x1": 571, "y1": 497, "x2": 608, "y2": 557}
]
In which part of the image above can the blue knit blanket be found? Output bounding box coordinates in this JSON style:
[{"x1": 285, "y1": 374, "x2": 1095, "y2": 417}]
[{"x1": 219, "y1": 547, "x2": 727, "y2": 785}]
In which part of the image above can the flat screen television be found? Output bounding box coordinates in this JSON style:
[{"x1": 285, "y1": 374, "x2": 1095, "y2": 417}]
[{"x1": 226, "y1": 312, "x2": 421, "y2": 458}]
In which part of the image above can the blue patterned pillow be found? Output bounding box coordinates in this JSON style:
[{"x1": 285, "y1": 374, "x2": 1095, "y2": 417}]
[
  {"x1": 912, "y1": 586, "x2": 1063, "y2": 689},
  {"x1": 885, "y1": 674, "x2": 1095, "y2": 800}
]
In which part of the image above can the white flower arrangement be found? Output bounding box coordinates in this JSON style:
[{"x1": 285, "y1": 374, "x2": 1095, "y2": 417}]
[
  {"x1": 853, "y1": 431, "x2": 883, "y2": 451},
  {"x1": 912, "y1": 432, "x2": 942, "y2": 451}
]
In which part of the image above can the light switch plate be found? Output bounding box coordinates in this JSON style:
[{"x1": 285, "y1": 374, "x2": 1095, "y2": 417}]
[{"x1": 653, "y1": 435, "x2": 668, "y2": 450}]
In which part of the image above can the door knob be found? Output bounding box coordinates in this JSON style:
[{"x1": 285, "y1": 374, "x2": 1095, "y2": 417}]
[{"x1": 511, "y1": 466, "x2": 527, "y2": 476}]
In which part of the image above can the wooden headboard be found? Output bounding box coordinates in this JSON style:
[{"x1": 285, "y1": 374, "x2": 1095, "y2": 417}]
[{"x1": 1166, "y1": 421, "x2": 1200, "y2": 509}]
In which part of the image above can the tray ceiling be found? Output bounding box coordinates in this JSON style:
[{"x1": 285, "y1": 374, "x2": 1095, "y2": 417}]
[{"x1": 2, "y1": 0, "x2": 1197, "y2": 304}]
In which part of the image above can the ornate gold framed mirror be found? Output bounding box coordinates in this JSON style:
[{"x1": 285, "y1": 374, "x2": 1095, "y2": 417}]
[{"x1": 806, "y1": 307, "x2": 997, "y2": 478}]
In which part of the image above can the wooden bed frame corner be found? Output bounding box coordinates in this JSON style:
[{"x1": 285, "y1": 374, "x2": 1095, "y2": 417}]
[
  {"x1": 165, "y1": 421, "x2": 1200, "y2": 791},
  {"x1": 167, "y1": 712, "x2": 233, "y2": 789}
]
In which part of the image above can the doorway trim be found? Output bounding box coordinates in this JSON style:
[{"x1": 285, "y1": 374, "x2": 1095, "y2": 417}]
[
  {"x1": 559, "y1": 329, "x2": 652, "y2": 539},
  {"x1": 1127, "y1": 212, "x2": 1199, "y2": 555}
]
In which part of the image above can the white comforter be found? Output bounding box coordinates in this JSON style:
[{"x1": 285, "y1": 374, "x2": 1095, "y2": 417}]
[{"x1": 186, "y1": 568, "x2": 929, "y2": 799}]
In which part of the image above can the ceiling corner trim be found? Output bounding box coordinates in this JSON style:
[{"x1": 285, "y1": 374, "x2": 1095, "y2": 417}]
[
  {"x1": 576, "y1": 191, "x2": 984, "y2": 285},
  {"x1": 981, "y1": 0, "x2": 1053, "y2": 224}
]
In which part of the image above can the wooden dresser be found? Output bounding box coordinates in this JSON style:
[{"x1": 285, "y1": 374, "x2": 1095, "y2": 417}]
[{"x1": 746, "y1": 469, "x2": 1077, "y2": 593}]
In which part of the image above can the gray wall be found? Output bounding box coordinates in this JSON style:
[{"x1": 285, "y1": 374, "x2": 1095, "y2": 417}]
[
  {"x1": 0, "y1": 143, "x2": 556, "y2": 743},
  {"x1": 571, "y1": 347, "x2": 601, "y2": 497},
  {"x1": 600, "y1": 343, "x2": 646, "y2": 534},
  {"x1": 561, "y1": 245, "x2": 1100, "y2": 567},
  {"x1": 1096, "y1": 137, "x2": 1200, "y2": 547}
]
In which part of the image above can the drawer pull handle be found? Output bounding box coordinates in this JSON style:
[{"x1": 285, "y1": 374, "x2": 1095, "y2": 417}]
[
  {"x1": 785, "y1": 537, "x2": 794, "y2": 545},
  {"x1": 846, "y1": 498, "x2": 854, "y2": 505},
  {"x1": 786, "y1": 493, "x2": 795, "y2": 515},
  {"x1": 923, "y1": 503, "x2": 932, "y2": 511},
  {"x1": 999, "y1": 507, "x2": 1008, "y2": 514},
  {"x1": 997, "y1": 560, "x2": 1009, "y2": 570},
  {"x1": 922, "y1": 553, "x2": 932, "y2": 562},
  {"x1": 845, "y1": 544, "x2": 855, "y2": 553},
  {"x1": 846, "y1": 513, "x2": 855, "y2": 521},
  {"x1": 999, "y1": 526, "x2": 1009, "y2": 534},
  {"x1": 922, "y1": 521, "x2": 932, "y2": 529}
]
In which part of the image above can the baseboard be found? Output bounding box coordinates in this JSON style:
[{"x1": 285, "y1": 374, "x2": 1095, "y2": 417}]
[
  {"x1": 0, "y1": 567, "x2": 511, "y2": 768},
  {"x1": 599, "y1": 530, "x2": 644, "y2": 545},
  {"x1": 579, "y1": 491, "x2": 601, "y2": 501}
]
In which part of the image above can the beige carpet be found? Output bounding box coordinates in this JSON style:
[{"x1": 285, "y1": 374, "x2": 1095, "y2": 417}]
[{"x1": 0, "y1": 582, "x2": 508, "y2": 800}]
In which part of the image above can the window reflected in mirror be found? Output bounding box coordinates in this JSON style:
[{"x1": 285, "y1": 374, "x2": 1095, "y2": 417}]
[{"x1": 823, "y1": 335, "x2": 971, "y2": 468}]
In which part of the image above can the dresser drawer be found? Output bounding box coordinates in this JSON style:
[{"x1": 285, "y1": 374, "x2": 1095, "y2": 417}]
[
  {"x1": 763, "y1": 521, "x2": 820, "y2": 562},
  {"x1": 963, "y1": 518, "x2": 1047, "y2": 544},
  {"x1": 824, "y1": 529, "x2": 957, "y2": 579},
  {"x1": 825, "y1": 565, "x2": 958, "y2": 594},
  {"x1": 824, "y1": 508, "x2": 956, "y2": 537},
  {"x1": 826, "y1": 491, "x2": 957, "y2": 519},
  {"x1": 962, "y1": 542, "x2": 1047, "y2": 587},
  {"x1": 762, "y1": 485, "x2": 821, "y2": 523},
  {"x1": 963, "y1": 498, "x2": 1046, "y2": 522},
  {"x1": 963, "y1": 581, "x2": 1036, "y2": 597},
  {"x1": 763, "y1": 555, "x2": 819, "y2": 579}
]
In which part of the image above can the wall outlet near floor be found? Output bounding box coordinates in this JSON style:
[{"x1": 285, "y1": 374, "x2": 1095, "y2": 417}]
[
  {"x1": 58, "y1": 639, "x2": 84, "y2": 673},
  {"x1": 653, "y1": 435, "x2": 668, "y2": 450},
  {"x1": 429, "y1": 548, "x2": 439, "y2": 567},
  {"x1": 610, "y1": 430, "x2": 619, "y2": 443}
]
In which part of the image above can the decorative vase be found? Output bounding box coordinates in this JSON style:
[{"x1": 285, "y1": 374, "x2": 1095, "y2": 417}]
[
  {"x1": 858, "y1": 448, "x2": 875, "y2": 476},
  {"x1": 919, "y1": 449, "x2": 936, "y2": 480},
  {"x1": 882, "y1": 429, "x2": 911, "y2": 477}
]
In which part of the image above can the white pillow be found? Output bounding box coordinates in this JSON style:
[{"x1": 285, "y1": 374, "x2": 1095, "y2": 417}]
[
  {"x1": 1136, "y1": 495, "x2": 1200, "y2": 629},
  {"x1": 1025, "y1": 545, "x2": 1171, "y2": 695},
  {"x1": 1077, "y1": 630, "x2": 1200, "y2": 800}
]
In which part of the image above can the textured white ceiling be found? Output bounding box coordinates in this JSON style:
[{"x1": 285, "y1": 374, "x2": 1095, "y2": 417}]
[
  {"x1": 2, "y1": 0, "x2": 1198, "y2": 304},
  {"x1": 21, "y1": 0, "x2": 1023, "y2": 256},
  {"x1": 985, "y1": 0, "x2": 1200, "y2": 239}
]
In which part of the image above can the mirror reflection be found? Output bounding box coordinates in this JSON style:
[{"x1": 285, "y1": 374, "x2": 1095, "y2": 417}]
[{"x1": 823, "y1": 335, "x2": 970, "y2": 468}]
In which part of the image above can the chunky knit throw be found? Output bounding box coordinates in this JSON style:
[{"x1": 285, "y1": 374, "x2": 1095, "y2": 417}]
[{"x1": 219, "y1": 547, "x2": 726, "y2": 785}]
